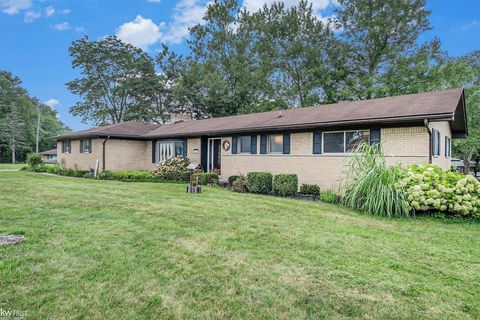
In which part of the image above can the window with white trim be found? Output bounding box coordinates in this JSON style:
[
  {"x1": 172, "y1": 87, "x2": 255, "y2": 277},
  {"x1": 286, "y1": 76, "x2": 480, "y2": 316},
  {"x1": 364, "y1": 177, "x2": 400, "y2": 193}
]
[
  {"x1": 268, "y1": 134, "x2": 283, "y2": 154},
  {"x1": 323, "y1": 130, "x2": 370, "y2": 154},
  {"x1": 445, "y1": 136, "x2": 451, "y2": 158},
  {"x1": 156, "y1": 140, "x2": 184, "y2": 162},
  {"x1": 61, "y1": 141, "x2": 71, "y2": 153},
  {"x1": 238, "y1": 136, "x2": 251, "y2": 154}
]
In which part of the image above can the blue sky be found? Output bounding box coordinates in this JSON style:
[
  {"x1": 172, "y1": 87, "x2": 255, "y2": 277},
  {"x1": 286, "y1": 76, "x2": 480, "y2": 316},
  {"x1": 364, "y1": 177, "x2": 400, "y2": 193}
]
[{"x1": 1, "y1": 0, "x2": 479, "y2": 131}]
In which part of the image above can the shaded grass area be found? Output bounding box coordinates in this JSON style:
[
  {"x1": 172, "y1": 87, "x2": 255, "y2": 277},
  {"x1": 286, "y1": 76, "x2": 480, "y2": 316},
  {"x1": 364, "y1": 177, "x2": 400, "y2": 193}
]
[
  {"x1": 0, "y1": 172, "x2": 479, "y2": 319},
  {"x1": 0, "y1": 163, "x2": 25, "y2": 170}
]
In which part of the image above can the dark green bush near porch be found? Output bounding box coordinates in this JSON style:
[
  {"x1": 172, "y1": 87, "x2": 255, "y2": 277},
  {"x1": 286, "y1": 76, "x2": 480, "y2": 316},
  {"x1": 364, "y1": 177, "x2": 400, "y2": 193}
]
[
  {"x1": 246, "y1": 172, "x2": 272, "y2": 194},
  {"x1": 273, "y1": 174, "x2": 298, "y2": 197},
  {"x1": 231, "y1": 175, "x2": 247, "y2": 193},
  {"x1": 228, "y1": 175, "x2": 240, "y2": 186},
  {"x1": 299, "y1": 184, "x2": 320, "y2": 196},
  {"x1": 194, "y1": 172, "x2": 219, "y2": 185}
]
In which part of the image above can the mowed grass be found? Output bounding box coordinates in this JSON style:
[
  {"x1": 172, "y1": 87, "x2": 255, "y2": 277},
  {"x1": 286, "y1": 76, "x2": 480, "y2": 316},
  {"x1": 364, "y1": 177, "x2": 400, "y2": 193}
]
[
  {"x1": 1, "y1": 172, "x2": 479, "y2": 319},
  {"x1": 0, "y1": 163, "x2": 25, "y2": 170}
]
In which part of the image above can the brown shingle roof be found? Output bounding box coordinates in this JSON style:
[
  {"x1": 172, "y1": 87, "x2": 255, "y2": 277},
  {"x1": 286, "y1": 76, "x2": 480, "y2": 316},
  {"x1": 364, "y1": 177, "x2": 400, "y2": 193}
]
[
  {"x1": 144, "y1": 88, "x2": 466, "y2": 138},
  {"x1": 53, "y1": 120, "x2": 161, "y2": 140},
  {"x1": 52, "y1": 88, "x2": 467, "y2": 140}
]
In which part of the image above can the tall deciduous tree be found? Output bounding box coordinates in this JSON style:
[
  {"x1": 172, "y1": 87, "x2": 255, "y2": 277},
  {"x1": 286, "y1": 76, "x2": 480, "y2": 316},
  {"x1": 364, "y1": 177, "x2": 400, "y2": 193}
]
[
  {"x1": 67, "y1": 36, "x2": 156, "y2": 125},
  {"x1": 0, "y1": 103, "x2": 28, "y2": 163},
  {"x1": 334, "y1": 0, "x2": 431, "y2": 99}
]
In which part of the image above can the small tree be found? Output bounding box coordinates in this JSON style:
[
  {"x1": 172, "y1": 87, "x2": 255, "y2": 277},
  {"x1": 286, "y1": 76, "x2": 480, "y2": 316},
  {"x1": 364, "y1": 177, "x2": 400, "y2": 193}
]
[{"x1": 26, "y1": 153, "x2": 42, "y2": 169}]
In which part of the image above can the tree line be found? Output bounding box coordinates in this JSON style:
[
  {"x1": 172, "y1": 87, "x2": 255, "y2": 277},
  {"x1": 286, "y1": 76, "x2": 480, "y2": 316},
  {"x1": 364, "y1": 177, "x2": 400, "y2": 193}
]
[
  {"x1": 62, "y1": 0, "x2": 477, "y2": 168},
  {"x1": 0, "y1": 72, "x2": 69, "y2": 163}
]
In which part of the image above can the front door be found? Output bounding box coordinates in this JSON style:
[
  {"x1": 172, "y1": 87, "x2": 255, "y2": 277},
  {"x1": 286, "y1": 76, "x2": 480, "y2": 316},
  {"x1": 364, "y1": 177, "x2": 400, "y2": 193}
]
[{"x1": 207, "y1": 138, "x2": 221, "y2": 173}]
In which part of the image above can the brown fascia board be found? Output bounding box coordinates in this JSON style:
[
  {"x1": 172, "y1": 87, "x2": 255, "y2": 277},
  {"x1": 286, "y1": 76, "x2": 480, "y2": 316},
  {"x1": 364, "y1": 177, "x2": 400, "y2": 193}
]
[{"x1": 144, "y1": 113, "x2": 455, "y2": 139}]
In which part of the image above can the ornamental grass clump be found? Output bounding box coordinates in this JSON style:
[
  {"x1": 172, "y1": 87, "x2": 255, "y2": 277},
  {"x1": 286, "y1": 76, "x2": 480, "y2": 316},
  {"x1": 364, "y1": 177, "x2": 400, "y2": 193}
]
[
  {"x1": 399, "y1": 164, "x2": 480, "y2": 218},
  {"x1": 342, "y1": 143, "x2": 411, "y2": 218}
]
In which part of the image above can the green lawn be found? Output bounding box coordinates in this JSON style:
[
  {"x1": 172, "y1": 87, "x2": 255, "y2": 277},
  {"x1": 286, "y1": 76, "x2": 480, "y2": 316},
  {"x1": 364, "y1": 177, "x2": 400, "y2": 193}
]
[
  {"x1": 0, "y1": 163, "x2": 25, "y2": 170},
  {"x1": 1, "y1": 172, "x2": 479, "y2": 319}
]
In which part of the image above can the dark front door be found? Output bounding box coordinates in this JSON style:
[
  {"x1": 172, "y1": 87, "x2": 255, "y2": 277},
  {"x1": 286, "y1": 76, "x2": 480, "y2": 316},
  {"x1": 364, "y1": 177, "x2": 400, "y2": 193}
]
[{"x1": 207, "y1": 138, "x2": 221, "y2": 173}]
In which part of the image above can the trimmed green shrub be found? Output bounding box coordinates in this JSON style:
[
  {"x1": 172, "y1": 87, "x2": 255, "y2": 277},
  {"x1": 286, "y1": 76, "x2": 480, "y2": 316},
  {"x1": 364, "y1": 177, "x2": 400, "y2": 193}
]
[
  {"x1": 231, "y1": 175, "x2": 247, "y2": 193},
  {"x1": 400, "y1": 164, "x2": 480, "y2": 218},
  {"x1": 97, "y1": 170, "x2": 154, "y2": 182},
  {"x1": 228, "y1": 175, "x2": 240, "y2": 186},
  {"x1": 34, "y1": 165, "x2": 48, "y2": 173},
  {"x1": 65, "y1": 168, "x2": 75, "y2": 176},
  {"x1": 46, "y1": 166, "x2": 56, "y2": 174},
  {"x1": 300, "y1": 184, "x2": 320, "y2": 196},
  {"x1": 26, "y1": 153, "x2": 42, "y2": 169},
  {"x1": 320, "y1": 191, "x2": 340, "y2": 204},
  {"x1": 195, "y1": 172, "x2": 219, "y2": 185},
  {"x1": 152, "y1": 156, "x2": 190, "y2": 181},
  {"x1": 273, "y1": 174, "x2": 298, "y2": 197},
  {"x1": 246, "y1": 172, "x2": 272, "y2": 194},
  {"x1": 342, "y1": 143, "x2": 410, "y2": 217}
]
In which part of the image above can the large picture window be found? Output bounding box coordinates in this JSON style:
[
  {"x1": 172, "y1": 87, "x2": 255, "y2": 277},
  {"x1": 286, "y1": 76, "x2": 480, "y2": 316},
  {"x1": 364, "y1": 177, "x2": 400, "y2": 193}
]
[
  {"x1": 156, "y1": 140, "x2": 184, "y2": 162},
  {"x1": 268, "y1": 134, "x2": 283, "y2": 154},
  {"x1": 323, "y1": 130, "x2": 369, "y2": 154},
  {"x1": 238, "y1": 136, "x2": 251, "y2": 154}
]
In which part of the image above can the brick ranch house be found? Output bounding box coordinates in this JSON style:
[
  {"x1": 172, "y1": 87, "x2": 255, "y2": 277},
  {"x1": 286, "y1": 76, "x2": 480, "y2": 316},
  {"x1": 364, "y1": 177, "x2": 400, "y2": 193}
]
[{"x1": 52, "y1": 88, "x2": 468, "y2": 190}]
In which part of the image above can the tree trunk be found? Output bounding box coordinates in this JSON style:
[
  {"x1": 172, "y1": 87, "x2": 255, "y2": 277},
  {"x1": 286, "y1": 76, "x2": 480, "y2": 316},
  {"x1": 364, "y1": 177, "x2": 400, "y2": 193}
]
[
  {"x1": 36, "y1": 106, "x2": 41, "y2": 153},
  {"x1": 463, "y1": 149, "x2": 474, "y2": 175}
]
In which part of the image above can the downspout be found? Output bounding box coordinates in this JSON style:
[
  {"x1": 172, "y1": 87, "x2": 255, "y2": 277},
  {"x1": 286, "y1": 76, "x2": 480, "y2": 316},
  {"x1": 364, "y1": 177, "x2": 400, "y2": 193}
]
[
  {"x1": 102, "y1": 136, "x2": 110, "y2": 171},
  {"x1": 424, "y1": 119, "x2": 432, "y2": 164}
]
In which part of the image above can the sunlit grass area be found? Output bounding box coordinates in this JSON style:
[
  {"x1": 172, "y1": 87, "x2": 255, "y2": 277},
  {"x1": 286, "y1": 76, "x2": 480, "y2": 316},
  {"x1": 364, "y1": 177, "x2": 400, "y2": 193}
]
[
  {"x1": 1, "y1": 171, "x2": 479, "y2": 319},
  {"x1": 0, "y1": 163, "x2": 25, "y2": 170}
]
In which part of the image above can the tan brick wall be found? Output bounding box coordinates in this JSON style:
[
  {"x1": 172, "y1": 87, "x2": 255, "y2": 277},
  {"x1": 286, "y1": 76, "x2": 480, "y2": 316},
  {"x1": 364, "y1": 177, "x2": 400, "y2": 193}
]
[
  {"x1": 430, "y1": 121, "x2": 452, "y2": 169},
  {"x1": 57, "y1": 139, "x2": 102, "y2": 170},
  {"x1": 220, "y1": 126, "x2": 437, "y2": 191},
  {"x1": 104, "y1": 139, "x2": 147, "y2": 171},
  {"x1": 187, "y1": 138, "x2": 201, "y2": 164}
]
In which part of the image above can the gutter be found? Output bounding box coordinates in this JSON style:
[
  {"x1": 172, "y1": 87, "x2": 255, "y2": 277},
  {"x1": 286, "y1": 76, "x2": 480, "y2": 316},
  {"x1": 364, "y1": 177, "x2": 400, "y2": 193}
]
[{"x1": 102, "y1": 136, "x2": 110, "y2": 171}]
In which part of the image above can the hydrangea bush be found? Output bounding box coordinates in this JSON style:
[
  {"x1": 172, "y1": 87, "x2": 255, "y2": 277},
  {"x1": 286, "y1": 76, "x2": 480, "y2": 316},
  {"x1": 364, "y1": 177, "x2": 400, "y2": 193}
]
[
  {"x1": 152, "y1": 156, "x2": 190, "y2": 181},
  {"x1": 399, "y1": 164, "x2": 480, "y2": 218}
]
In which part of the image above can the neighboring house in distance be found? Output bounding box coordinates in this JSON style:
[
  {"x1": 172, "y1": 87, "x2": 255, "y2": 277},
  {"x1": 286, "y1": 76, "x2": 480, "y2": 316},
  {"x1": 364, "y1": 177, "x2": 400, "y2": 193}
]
[
  {"x1": 40, "y1": 149, "x2": 57, "y2": 163},
  {"x1": 52, "y1": 88, "x2": 468, "y2": 190},
  {"x1": 452, "y1": 159, "x2": 478, "y2": 176}
]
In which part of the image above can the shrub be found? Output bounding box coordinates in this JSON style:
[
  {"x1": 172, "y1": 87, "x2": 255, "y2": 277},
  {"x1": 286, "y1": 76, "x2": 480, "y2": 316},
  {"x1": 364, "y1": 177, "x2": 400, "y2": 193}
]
[
  {"x1": 300, "y1": 184, "x2": 320, "y2": 196},
  {"x1": 19, "y1": 166, "x2": 30, "y2": 171},
  {"x1": 399, "y1": 164, "x2": 480, "y2": 218},
  {"x1": 342, "y1": 143, "x2": 410, "y2": 217},
  {"x1": 26, "y1": 153, "x2": 42, "y2": 169},
  {"x1": 65, "y1": 168, "x2": 75, "y2": 176},
  {"x1": 152, "y1": 156, "x2": 190, "y2": 181},
  {"x1": 34, "y1": 165, "x2": 48, "y2": 173},
  {"x1": 195, "y1": 172, "x2": 219, "y2": 185},
  {"x1": 231, "y1": 175, "x2": 247, "y2": 193},
  {"x1": 228, "y1": 175, "x2": 240, "y2": 186},
  {"x1": 273, "y1": 174, "x2": 298, "y2": 197},
  {"x1": 46, "y1": 166, "x2": 56, "y2": 174},
  {"x1": 97, "y1": 170, "x2": 154, "y2": 182},
  {"x1": 320, "y1": 191, "x2": 340, "y2": 204},
  {"x1": 246, "y1": 172, "x2": 273, "y2": 194}
]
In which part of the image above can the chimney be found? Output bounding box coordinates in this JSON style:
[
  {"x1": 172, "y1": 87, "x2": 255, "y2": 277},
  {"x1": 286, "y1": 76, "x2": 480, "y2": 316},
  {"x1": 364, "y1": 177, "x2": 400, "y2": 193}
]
[{"x1": 170, "y1": 113, "x2": 192, "y2": 124}]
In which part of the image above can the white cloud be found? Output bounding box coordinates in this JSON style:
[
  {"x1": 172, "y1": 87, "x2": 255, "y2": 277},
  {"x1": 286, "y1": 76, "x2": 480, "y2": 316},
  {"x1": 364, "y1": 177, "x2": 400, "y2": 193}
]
[
  {"x1": 44, "y1": 6, "x2": 55, "y2": 17},
  {"x1": 23, "y1": 9, "x2": 40, "y2": 22},
  {"x1": 53, "y1": 21, "x2": 71, "y2": 31},
  {"x1": 44, "y1": 99, "x2": 60, "y2": 108},
  {"x1": 462, "y1": 20, "x2": 480, "y2": 31},
  {"x1": 75, "y1": 26, "x2": 85, "y2": 33},
  {"x1": 116, "y1": 15, "x2": 164, "y2": 50},
  {"x1": 0, "y1": 0, "x2": 32, "y2": 15},
  {"x1": 147, "y1": 0, "x2": 161, "y2": 2}
]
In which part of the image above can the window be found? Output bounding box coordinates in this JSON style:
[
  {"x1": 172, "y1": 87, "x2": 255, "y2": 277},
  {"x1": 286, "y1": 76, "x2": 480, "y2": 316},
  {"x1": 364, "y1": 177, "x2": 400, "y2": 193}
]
[
  {"x1": 432, "y1": 129, "x2": 440, "y2": 157},
  {"x1": 156, "y1": 140, "x2": 184, "y2": 162},
  {"x1": 47, "y1": 155, "x2": 57, "y2": 160},
  {"x1": 61, "y1": 141, "x2": 71, "y2": 153},
  {"x1": 268, "y1": 134, "x2": 283, "y2": 154},
  {"x1": 445, "y1": 136, "x2": 451, "y2": 158},
  {"x1": 323, "y1": 130, "x2": 369, "y2": 154},
  {"x1": 80, "y1": 139, "x2": 92, "y2": 153},
  {"x1": 238, "y1": 136, "x2": 251, "y2": 154}
]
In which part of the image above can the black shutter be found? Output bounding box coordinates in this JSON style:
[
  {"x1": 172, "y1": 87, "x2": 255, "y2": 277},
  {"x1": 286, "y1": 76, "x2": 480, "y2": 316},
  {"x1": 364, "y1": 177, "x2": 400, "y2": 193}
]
[
  {"x1": 61, "y1": 142, "x2": 65, "y2": 153},
  {"x1": 183, "y1": 138, "x2": 188, "y2": 158},
  {"x1": 445, "y1": 136, "x2": 448, "y2": 157},
  {"x1": 231, "y1": 135, "x2": 238, "y2": 154},
  {"x1": 251, "y1": 135, "x2": 257, "y2": 154},
  {"x1": 88, "y1": 139, "x2": 92, "y2": 153},
  {"x1": 200, "y1": 137, "x2": 208, "y2": 169},
  {"x1": 80, "y1": 140, "x2": 83, "y2": 153},
  {"x1": 283, "y1": 132, "x2": 290, "y2": 154},
  {"x1": 260, "y1": 134, "x2": 267, "y2": 154},
  {"x1": 313, "y1": 131, "x2": 322, "y2": 154},
  {"x1": 151, "y1": 140, "x2": 156, "y2": 163},
  {"x1": 370, "y1": 128, "x2": 381, "y2": 146}
]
